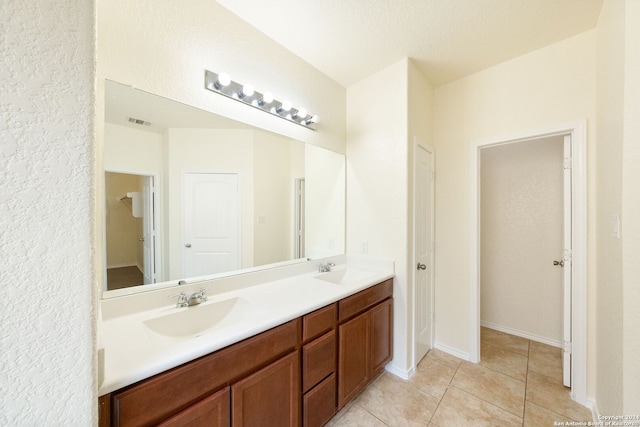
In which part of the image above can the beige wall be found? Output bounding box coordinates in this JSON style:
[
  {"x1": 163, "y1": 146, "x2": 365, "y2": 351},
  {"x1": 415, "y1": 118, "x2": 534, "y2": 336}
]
[
  {"x1": 480, "y1": 137, "x2": 564, "y2": 344},
  {"x1": 433, "y1": 30, "x2": 597, "y2": 375},
  {"x1": 596, "y1": 0, "x2": 640, "y2": 415},
  {"x1": 595, "y1": 0, "x2": 625, "y2": 414},
  {"x1": 621, "y1": 1, "x2": 640, "y2": 412},
  {"x1": 253, "y1": 132, "x2": 295, "y2": 266},
  {"x1": 347, "y1": 59, "x2": 410, "y2": 373},
  {"x1": 97, "y1": 0, "x2": 345, "y2": 154}
]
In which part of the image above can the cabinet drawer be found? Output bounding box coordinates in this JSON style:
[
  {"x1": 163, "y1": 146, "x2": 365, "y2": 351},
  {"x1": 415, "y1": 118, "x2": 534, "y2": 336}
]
[
  {"x1": 302, "y1": 303, "x2": 336, "y2": 342},
  {"x1": 303, "y1": 374, "x2": 336, "y2": 427},
  {"x1": 302, "y1": 330, "x2": 336, "y2": 393},
  {"x1": 112, "y1": 320, "x2": 298, "y2": 427},
  {"x1": 338, "y1": 279, "x2": 393, "y2": 322}
]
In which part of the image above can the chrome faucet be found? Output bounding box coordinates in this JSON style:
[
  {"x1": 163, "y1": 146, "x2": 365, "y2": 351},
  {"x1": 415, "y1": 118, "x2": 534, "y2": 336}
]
[
  {"x1": 187, "y1": 288, "x2": 207, "y2": 306},
  {"x1": 318, "y1": 262, "x2": 335, "y2": 273},
  {"x1": 169, "y1": 288, "x2": 207, "y2": 308}
]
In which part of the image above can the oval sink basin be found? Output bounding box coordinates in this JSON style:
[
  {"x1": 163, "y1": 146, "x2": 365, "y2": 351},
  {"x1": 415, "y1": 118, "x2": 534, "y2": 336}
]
[
  {"x1": 315, "y1": 267, "x2": 377, "y2": 285},
  {"x1": 144, "y1": 297, "x2": 262, "y2": 339}
]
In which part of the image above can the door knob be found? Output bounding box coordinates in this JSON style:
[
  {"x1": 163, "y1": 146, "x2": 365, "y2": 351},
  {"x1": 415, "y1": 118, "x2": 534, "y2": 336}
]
[
  {"x1": 417, "y1": 263, "x2": 427, "y2": 270},
  {"x1": 185, "y1": 243, "x2": 192, "y2": 248},
  {"x1": 138, "y1": 237, "x2": 144, "y2": 242},
  {"x1": 553, "y1": 260, "x2": 564, "y2": 267}
]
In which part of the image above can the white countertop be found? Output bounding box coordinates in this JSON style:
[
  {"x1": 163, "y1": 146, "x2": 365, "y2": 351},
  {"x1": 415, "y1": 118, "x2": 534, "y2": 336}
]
[{"x1": 98, "y1": 256, "x2": 394, "y2": 395}]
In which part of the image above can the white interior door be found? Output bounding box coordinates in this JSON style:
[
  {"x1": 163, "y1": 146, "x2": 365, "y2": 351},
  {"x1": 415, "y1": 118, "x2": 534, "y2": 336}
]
[
  {"x1": 414, "y1": 141, "x2": 434, "y2": 364},
  {"x1": 183, "y1": 173, "x2": 240, "y2": 277},
  {"x1": 562, "y1": 135, "x2": 573, "y2": 387},
  {"x1": 141, "y1": 176, "x2": 155, "y2": 284}
]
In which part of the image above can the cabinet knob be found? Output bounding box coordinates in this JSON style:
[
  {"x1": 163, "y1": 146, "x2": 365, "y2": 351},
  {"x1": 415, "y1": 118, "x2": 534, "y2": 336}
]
[{"x1": 417, "y1": 263, "x2": 427, "y2": 271}]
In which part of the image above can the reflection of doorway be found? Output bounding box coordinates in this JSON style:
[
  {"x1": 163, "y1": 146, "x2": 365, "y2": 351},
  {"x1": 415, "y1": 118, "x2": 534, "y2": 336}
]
[
  {"x1": 294, "y1": 178, "x2": 305, "y2": 259},
  {"x1": 182, "y1": 173, "x2": 240, "y2": 277},
  {"x1": 105, "y1": 172, "x2": 158, "y2": 290}
]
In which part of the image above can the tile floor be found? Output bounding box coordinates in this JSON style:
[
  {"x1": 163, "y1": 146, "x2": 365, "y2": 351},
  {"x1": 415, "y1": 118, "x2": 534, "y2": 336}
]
[{"x1": 327, "y1": 327, "x2": 593, "y2": 426}]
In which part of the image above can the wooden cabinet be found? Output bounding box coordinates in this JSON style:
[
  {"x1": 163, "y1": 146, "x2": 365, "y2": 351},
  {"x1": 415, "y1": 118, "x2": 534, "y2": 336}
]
[
  {"x1": 337, "y1": 279, "x2": 393, "y2": 409},
  {"x1": 370, "y1": 298, "x2": 393, "y2": 377},
  {"x1": 157, "y1": 387, "x2": 230, "y2": 427},
  {"x1": 232, "y1": 352, "x2": 299, "y2": 427},
  {"x1": 301, "y1": 304, "x2": 337, "y2": 427},
  {"x1": 100, "y1": 280, "x2": 393, "y2": 427},
  {"x1": 337, "y1": 312, "x2": 369, "y2": 408},
  {"x1": 105, "y1": 320, "x2": 298, "y2": 427}
]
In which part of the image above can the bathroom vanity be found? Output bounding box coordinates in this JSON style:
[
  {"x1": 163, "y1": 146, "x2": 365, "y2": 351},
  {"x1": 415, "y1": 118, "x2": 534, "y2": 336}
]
[{"x1": 98, "y1": 259, "x2": 394, "y2": 426}]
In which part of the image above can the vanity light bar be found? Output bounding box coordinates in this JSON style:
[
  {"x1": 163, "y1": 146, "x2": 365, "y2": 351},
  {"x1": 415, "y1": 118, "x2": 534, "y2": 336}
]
[{"x1": 204, "y1": 70, "x2": 318, "y2": 130}]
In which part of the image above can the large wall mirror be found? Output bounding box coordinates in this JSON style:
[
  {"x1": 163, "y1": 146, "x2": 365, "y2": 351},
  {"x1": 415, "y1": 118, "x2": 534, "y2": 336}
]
[{"x1": 103, "y1": 80, "x2": 345, "y2": 297}]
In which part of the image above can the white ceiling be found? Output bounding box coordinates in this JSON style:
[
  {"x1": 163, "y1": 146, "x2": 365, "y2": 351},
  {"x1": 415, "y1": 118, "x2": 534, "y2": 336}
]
[{"x1": 217, "y1": 0, "x2": 603, "y2": 87}]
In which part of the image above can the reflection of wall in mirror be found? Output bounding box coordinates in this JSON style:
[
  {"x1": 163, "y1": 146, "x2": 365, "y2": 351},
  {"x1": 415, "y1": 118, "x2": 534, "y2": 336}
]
[
  {"x1": 104, "y1": 122, "x2": 307, "y2": 281},
  {"x1": 305, "y1": 145, "x2": 346, "y2": 258}
]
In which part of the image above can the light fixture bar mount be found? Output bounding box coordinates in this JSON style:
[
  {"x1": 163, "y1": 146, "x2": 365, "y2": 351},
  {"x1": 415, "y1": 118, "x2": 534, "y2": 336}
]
[{"x1": 204, "y1": 70, "x2": 318, "y2": 130}]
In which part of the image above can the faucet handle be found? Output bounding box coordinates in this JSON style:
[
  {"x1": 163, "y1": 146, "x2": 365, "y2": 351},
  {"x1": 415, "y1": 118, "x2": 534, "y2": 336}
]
[
  {"x1": 168, "y1": 291, "x2": 188, "y2": 308},
  {"x1": 197, "y1": 288, "x2": 207, "y2": 302}
]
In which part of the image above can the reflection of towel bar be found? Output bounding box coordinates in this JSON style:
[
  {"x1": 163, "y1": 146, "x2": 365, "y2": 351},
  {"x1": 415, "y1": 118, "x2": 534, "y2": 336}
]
[{"x1": 119, "y1": 192, "x2": 142, "y2": 217}]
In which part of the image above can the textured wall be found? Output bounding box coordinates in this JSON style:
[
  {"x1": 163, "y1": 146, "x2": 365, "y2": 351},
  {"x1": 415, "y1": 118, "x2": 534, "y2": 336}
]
[
  {"x1": 0, "y1": 0, "x2": 95, "y2": 424},
  {"x1": 481, "y1": 137, "x2": 564, "y2": 344}
]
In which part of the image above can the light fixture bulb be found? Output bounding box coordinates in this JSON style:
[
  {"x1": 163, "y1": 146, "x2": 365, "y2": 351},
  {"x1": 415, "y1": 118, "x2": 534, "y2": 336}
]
[
  {"x1": 244, "y1": 84, "x2": 254, "y2": 96},
  {"x1": 218, "y1": 73, "x2": 231, "y2": 86},
  {"x1": 238, "y1": 83, "x2": 254, "y2": 99},
  {"x1": 258, "y1": 91, "x2": 273, "y2": 106},
  {"x1": 281, "y1": 100, "x2": 291, "y2": 112},
  {"x1": 306, "y1": 115, "x2": 319, "y2": 125},
  {"x1": 297, "y1": 108, "x2": 308, "y2": 119},
  {"x1": 214, "y1": 72, "x2": 231, "y2": 90}
]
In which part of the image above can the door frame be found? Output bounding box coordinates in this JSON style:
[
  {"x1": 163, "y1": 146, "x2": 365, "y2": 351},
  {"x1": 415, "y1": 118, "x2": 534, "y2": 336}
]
[
  {"x1": 469, "y1": 121, "x2": 587, "y2": 405},
  {"x1": 412, "y1": 137, "x2": 436, "y2": 368}
]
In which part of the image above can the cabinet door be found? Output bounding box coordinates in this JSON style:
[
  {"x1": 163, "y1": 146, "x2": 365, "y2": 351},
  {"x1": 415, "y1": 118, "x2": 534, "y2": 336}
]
[
  {"x1": 158, "y1": 387, "x2": 230, "y2": 427},
  {"x1": 232, "y1": 351, "x2": 299, "y2": 427},
  {"x1": 370, "y1": 298, "x2": 393, "y2": 377},
  {"x1": 337, "y1": 311, "x2": 369, "y2": 409}
]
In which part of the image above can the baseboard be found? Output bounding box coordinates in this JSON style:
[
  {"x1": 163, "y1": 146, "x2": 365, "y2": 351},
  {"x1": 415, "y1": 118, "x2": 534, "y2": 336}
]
[
  {"x1": 587, "y1": 398, "x2": 599, "y2": 422},
  {"x1": 434, "y1": 341, "x2": 471, "y2": 362},
  {"x1": 481, "y1": 320, "x2": 562, "y2": 348},
  {"x1": 385, "y1": 362, "x2": 415, "y2": 380},
  {"x1": 106, "y1": 263, "x2": 138, "y2": 270}
]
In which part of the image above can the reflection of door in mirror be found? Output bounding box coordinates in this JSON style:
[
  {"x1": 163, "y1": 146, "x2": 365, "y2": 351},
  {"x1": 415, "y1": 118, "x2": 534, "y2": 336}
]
[
  {"x1": 183, "y1": 172, "x2": 240, "y2": 277},
  {"x1": 105, "y1": 172, "x2": 158, "y2": 290}
]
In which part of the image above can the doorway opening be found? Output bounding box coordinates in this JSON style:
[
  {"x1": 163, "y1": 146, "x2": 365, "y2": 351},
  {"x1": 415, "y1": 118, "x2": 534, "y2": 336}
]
[
  {"x1": 104, "y1": 171, "x2": 159, "y2": 290},
  {"x1": 470, "y1": 122, "x2": 587, "y2": 405},
  {"x1": 413, "y1": 138, "x2": 435, "y2": 367}
]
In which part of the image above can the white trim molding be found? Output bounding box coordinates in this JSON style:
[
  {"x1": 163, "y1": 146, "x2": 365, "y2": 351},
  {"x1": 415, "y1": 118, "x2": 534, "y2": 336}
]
[
  {"x1": 470, "y1": 121, "x2": 588, "y2": 405},
  {"x1": 434, "y1": 341, "x2": 471, "y2": 362},
  {"x1": 385, "y1": 362, "x2": 415, "y2": 380}
]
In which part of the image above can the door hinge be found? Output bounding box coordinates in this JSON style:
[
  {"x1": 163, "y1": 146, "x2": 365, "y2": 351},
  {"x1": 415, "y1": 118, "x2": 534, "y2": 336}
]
[
  {"x1": 563, "y1": 249, "x2": 572, "y2": 263},
  {"x1": 564, "y1": 157, "x2": 572, "y2": 169},
  {"x1": 563, "y1": 341, "x2": 572, "y2": 354}
]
